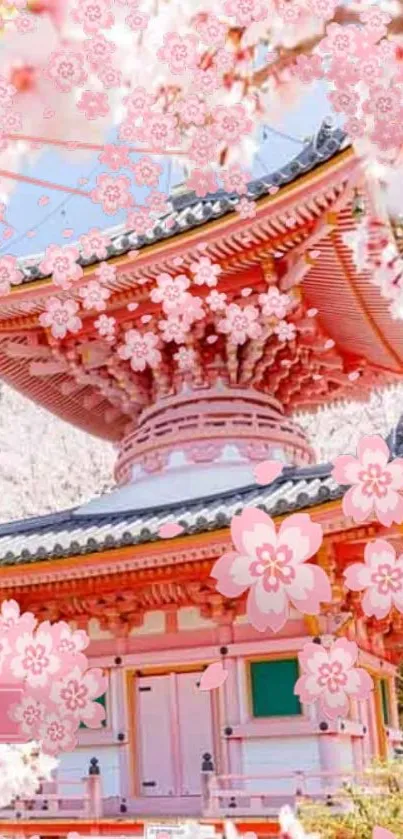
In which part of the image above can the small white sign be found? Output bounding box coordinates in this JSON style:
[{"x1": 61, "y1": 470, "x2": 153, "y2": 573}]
[{"x1": 145, "y1": 823, "x2": 218, "y2": 839}]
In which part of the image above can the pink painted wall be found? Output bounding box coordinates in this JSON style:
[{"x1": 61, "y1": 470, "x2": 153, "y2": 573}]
[{"x1": 64, "y1": 611, "x2": 400, "y2": 812}]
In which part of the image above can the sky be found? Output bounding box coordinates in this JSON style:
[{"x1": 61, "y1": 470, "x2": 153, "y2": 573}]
[{"x1": 1, "y1": 82, "x2": 338, "y2": 259}]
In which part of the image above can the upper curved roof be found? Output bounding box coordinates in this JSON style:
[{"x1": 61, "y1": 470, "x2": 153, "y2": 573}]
[{"x1": 17, "y1": 119, "x2": 348, "y2": 283}]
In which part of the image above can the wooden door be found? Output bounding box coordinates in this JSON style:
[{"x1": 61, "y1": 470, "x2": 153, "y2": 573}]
[
  {"x1": 176, "y1": 671, "x2": 214, "y2": 796},
  {"x1": 137, "y1": 675, "x2": 175, "y2": 797}
]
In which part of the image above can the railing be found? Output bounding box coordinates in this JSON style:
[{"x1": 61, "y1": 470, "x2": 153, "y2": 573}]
[
  {"x1": 201, "y1": 754, "x2": 400, "y2": 817},
  {"x1": 0, "y1": 758, "x2": 102, "y2": 821}
]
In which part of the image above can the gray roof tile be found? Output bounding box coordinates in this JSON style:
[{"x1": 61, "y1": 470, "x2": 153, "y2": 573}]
[{"x1": 0, "y1": 463, "x2": 343, "y2": 565}]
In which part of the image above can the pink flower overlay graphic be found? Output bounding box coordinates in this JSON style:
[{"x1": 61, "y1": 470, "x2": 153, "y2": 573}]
[
  {"x1": 211, "y1": 508, "x2": 331, "y2": 632},
  {"x1": 344, "y1": 539, "x2": 403, "y2": 620},
  {"x1": 0, "y1": 600, "x2": 106, "y2": 756},
  {"x1": 295, "y1": 638, "x2": 373, "y2": 719},
  {"x1": 332, "y1": 435, "x2": 403, "y2": 527}
]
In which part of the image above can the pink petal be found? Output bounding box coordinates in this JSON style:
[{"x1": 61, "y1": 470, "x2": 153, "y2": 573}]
[
  {"x1": 247, "y1": 581, "x2": 288, "y2": 633},
  {"x1": 344, "y1": 561, "x2": 371, "y2": 592},
  {"x1": 331, "y1": 454, "x2": 360, "y2": 485},
  {"x1": 289, "y1": 565, "x2": 331, "y2": 613},
  {"x1": 278, "y1": 513, "x2": 323, "y2": 562},
  {"x1": 231, "y1": 507, "x2": 276, "y2": 555},
  {"x1": 199, "y1": 661, "x2": 228, "y2": 691},
  {"x1": 373, "y1": 828, "x2": 397, "y2": 839},
  {"x1": 253, "y1": 459, "x2": 284, "y2": 486},
  {"x1": 357, "y1": 434, "x2": 390, "y2": 468},
  {"x1": 158, "y1": 522, "x2": 184, "y2": 539},
  {"x1": 211, "y1": 551, "x2": 250, "y2": 599},
  {"x1": 342, "y1": 485, "x2": 373, "y2": 523}
]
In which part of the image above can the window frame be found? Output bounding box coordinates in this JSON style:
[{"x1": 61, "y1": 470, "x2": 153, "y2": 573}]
[{"x1": 247, "y1": 653, "x2": 303, "y2": 720}]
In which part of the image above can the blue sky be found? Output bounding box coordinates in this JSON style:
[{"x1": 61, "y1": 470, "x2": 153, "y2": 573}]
[{"x1": 1, "y1": 82, "x2": 338, "y2": 258}]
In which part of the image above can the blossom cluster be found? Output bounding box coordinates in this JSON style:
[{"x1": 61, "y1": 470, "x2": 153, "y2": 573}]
[
  {"x1": 212, "y1": 434, "x2": 403, "y2": 720},
  {"x1": 0, "y1": 600, "x2": 106, "y2": 756}
]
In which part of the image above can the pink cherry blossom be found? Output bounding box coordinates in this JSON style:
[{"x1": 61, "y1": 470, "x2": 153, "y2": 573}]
[
  {"x1": 344, "y1": 539, "x2": 403, "y2": 620},
  {"x1": 39, "y1": 298, "x2": 82, "y2": 340},
  {"x1": 212, "y1": 508, "x2": 330, "y2": 632},
  {"x1": 274, "y1": 320, "x2": 297, "y2": 342},
  {"x1": 174, "y1": 346, "x2": 196, "y2": 371},
  {"x1": 10, "y1": 629, "x2": 63, "y2": 689},
  {"x1": 181, "y1": 293, "x2": 205, "y2": 328},
  {"x1": 177, "y1": 94, "x2": 207, "y2": 126},
  {"x1": 72, "y1": 0, "x2": 114, "y2": 35},
  {"x1": 95, "y1": 261, "x2": 116, "y2": 283},
  {"x1": 0, "y1": 600, "x2": 37, "y2": 637},
  {"x1": 131, "y1": 155, "x2": 162, "y2": 188},
  {"x1": 90, "y1": 174, "x2": 133, "y2": 216},
  {"x1": 38, "y1": 711, "x2": 77, "y2": 755},
  {"x1": 360, "y1": 7, "x2": 391, "y2": 43},
  {"x1": 99, "y1": 144, "x2": 130, "y2": 171},
  {"x1": 139, "y1": 112, "x2": 179, "y2": 152},
  {"x1": 0, "y1": 255, "x2": 24, "y2": 294},
  {"x1": 51, "y1": 621, "x2": 89, "y2": 657},
  {"x1": 159, "y1": 316, "x2": 188, "y2": 344},
  {"x1": 50, "y1": 666, "x2": 107, "y2": 727},
  {"x1": 127, "y1": 207, "x2": 154, "y2": 235},
  {"x1": 295, "y1": 638, "x2": 373, "y2": 720},
  {"x1": 157, "y1": 32, "x2": 199, "y2": 75},
  {"x1": 236, "y1": 197, "x2": 257, "y2": 219},
  {"x1": 186, "y1": 168, "x2": 219, "y2": 197},
  {"x1": 306, "y1": 0, "x2": 337, "y2": 20},
  {"x1": 97, "y1": 65, "x2": 123, "y2": 89},
  {"x1": 79, "y1": 228, "x2": 111, "y2": 260},
  {"x1": 328, "y1": 87, "x2": 360, "y2": 115},
  {"x1": 331, "y1": 435, "x2": 403, "y2": 527},
  {"x1": 126, "y1": 9, "x2": 149, "y2": 30},
  {"x1": 124, "y1": 87, "x2": 155, "y2": 116},
  {"x1": 221, "y1": 165, "x2": 250, "y2": 195},
  {"x1": 44, "y1": 49, "x2": 87, "y2": 92},
  {"x1": 189, "y1": 128, "x2": 220, "y2": 166},
  {"x1": 79, "y1": 281, "x2": 110, "y2": 312},
  {"x1": 259, "y1": 287, "x2": 293, "y2": 319},
  {"x1": 118, "y1": 329, "x2": 161, "y2": 371},
  {"x1": 190, "y1": 257, "x2": 222, "y2": 288},
  {"x1": 194, "y1": 13, "x2": 227, "y2": 45},
  {"x1": 13, "y1": 13, "x2": 36, "y2": 33},
  {"x1": 320, "y1": 23, "x2": 359, "y2": 58},
  {"x1": 218, "y1": 303, "x2": 262, "y2": 345},
  {"x1": 146, "y1": 190, "x2": 170, "y2": 216},
  {"x1": 150, "y1": 273, "x2": 190, "y2": 314},
  {"x1": 0, "y1": 75, "x2": 16, "y2": 109},
  {"x1": 192, "y1": 67, "x2": 220, "y2": 95},
  {"x1": 76, "y1": 91, "x2": 110, "y2": 121},
  {"x1": 84, "y1": 35, "x2": 116, "y2": 68},
  {"x1": 39, "y1": 245, "x2": 83, "y2": 290},
  {"x1": 95, "y1": 314, "x2": 116, "y2": 342},
  {"x1": 207, "y1": 289, "x2": 227, "y2": 312},
  {"x1": 212, "y1": 105, "x2": 253, "y2": 145},
  {"x1": 9, "y1": 696, "x2": 45, "y2": 738},
  {"x1": 293, "y1": 53, "x2": 325, "y2": 86},
  {"x1": 224, "y1": 0, "x2": 268, "y2": 26}
]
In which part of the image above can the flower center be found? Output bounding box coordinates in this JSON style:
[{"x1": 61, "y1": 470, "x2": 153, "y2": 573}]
[
  {"x1": 371, "y1": 563, "x2": 403, "y2": 594},
  {"x1": 358, "y1": 463, "x2": 392, "y2": 497},
  {"x1": 250, "y1": 543, "x2": 295, "y2": 592},
  {"x1": 317, "y1": 661, "x2": 347, "y2": 693}
]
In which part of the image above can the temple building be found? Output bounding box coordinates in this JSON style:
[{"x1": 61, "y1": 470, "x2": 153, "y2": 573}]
[{"x1": 0, "y1": 121, "x2": 402, "y2": 830}]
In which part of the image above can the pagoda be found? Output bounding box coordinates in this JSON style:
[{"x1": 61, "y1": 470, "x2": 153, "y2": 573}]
[{"x1": 0, "y1": 121, "x2": 402, "y2": 832}]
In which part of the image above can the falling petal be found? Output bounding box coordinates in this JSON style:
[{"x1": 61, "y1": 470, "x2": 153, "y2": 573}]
[{"x1": 199, "y1": 661, "x2": 228, "y2": 691}]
